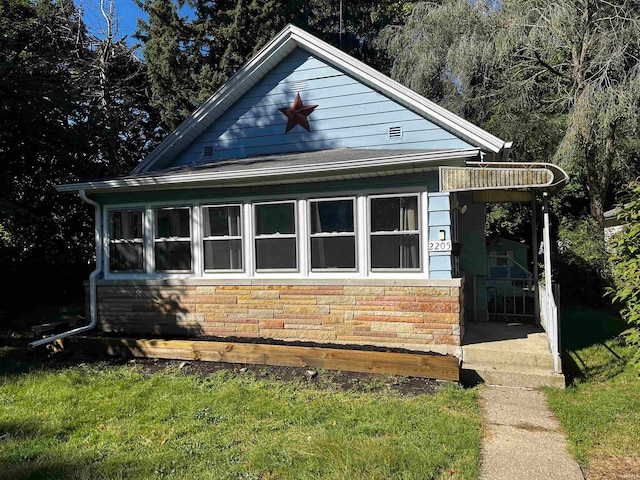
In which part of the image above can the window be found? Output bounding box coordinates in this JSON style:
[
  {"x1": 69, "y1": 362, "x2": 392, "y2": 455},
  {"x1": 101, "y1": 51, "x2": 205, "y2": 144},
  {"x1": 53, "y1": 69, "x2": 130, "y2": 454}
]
[
  {"x1": 154, "y1": 207, "x2": 192, "y2": 272},
  {"x1": 254, "y1": 202, "x2": 297, "y2": 270},
  {"x1": 370, "y1": 195, "x2": 420, "y2": 270},
  {"x1": 202, "y1": 205, "x2": 242, "y2": 271},
  {"x1": 309, "y1": 199, "x2": 356, "y2": 270},
  {"x1": 490, "y1": 250, "x2": 513, "y2": 267},
  {"x1": 109, "y1": 209, "x2": 144, "y2": 272}
]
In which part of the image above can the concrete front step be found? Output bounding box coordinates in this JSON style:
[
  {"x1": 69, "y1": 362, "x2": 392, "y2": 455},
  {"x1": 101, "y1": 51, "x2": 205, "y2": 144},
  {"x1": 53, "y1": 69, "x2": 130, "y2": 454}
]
[
  {"x1": 462, "y1": 345, "x2": 555, "y2": 369},
  {"x1": 461, "y1": 362, "x2": 566, "y2": 389}
]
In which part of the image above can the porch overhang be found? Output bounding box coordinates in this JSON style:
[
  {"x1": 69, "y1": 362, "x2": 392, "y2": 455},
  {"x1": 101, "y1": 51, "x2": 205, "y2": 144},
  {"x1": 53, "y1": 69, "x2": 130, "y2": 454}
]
[
  {"x1": 439, "y1": 161, "x2": 569, "y2": 200},
  {"x1": 440, "y1": 160, "x2": 568, "y2": 375}
]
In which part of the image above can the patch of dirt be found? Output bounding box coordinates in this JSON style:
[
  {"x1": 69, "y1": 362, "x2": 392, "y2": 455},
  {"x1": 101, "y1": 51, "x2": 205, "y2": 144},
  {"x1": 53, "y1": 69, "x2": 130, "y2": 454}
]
[
  {"x1": 133, "y1": 357, "x2": 445, "y2": 395},
  {"x1": 585, "y1": 455, "x2": 640, "y2": 480},
  {"x1": 1, "y1": 331, "x2": 446, "y2": 396},
  {"x1": 514, "y1": 422, "x2": 559, "y2": 433}
]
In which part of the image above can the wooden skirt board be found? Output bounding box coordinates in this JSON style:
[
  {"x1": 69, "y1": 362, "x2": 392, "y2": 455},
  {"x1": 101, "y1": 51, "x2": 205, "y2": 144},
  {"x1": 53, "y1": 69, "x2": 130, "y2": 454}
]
[{"x1": 68, "y1": 336, "x2": 460, "y2": 381}]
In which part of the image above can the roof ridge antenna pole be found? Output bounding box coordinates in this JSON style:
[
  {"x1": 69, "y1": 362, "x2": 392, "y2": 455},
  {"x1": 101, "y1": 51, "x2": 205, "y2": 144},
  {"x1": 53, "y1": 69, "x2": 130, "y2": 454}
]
[{"x1": 339, "y1": 0, "x2": 343, "y2": 50}]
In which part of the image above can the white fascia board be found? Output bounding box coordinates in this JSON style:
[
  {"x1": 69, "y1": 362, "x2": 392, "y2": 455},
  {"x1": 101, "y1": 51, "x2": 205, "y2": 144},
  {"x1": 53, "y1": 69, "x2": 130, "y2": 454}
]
[
  {"x1": 57, "y1": 148, "x2": 481, "y2": 194},
  {"x1": 133, "y1": 25, "x2": 507, "y2": 174}
]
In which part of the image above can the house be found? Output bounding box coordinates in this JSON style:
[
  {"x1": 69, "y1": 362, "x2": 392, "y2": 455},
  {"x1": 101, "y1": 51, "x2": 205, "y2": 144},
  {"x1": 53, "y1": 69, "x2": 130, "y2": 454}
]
[{"x1": 33, "y1": 25, "x2": 569, "y2": 383}]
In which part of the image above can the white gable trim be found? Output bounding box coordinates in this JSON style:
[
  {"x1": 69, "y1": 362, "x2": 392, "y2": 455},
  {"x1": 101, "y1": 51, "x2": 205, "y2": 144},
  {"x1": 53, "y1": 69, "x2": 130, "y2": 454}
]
[{"x1": 133, "y1": 25, "x2": 509, "y2": 174}]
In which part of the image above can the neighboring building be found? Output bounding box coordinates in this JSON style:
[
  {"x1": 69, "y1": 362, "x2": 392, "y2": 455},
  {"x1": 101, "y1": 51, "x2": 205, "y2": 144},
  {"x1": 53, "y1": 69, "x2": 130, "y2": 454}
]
[
  {"x1": 487, "y1": 238, "x2": 531, "y2": 279},
  {"x1": 604, "y1": 207, "x2": 624, "y2": 251},
  {"x1": 41, "y1": 25, "x2": 569, "y2": 373}
]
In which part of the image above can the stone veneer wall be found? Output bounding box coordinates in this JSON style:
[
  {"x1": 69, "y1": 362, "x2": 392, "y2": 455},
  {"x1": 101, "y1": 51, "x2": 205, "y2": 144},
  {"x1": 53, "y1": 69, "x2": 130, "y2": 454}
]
[{"x1": 91, "y1": 280, "x2": 465, "y2": 356}]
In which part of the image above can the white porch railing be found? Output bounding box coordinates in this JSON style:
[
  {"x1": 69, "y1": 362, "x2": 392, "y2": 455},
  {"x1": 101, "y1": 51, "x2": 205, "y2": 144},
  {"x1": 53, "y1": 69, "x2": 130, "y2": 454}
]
[
  {"x1": 538, "y1": 282, "x2": 560, "y2": 374},
  {"x1": 485, "y1": 254, "x2": 535, "y2": 321}
]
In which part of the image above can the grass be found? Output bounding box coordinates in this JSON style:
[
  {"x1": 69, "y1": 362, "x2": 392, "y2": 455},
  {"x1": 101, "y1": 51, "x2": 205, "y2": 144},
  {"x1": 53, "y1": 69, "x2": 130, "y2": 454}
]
[
  {"x1": 545, "y1": 307, "x2": 640, "y2": 477},
  {"x1": 0, "y1": 348, "x2": 481, "y2": 480}
]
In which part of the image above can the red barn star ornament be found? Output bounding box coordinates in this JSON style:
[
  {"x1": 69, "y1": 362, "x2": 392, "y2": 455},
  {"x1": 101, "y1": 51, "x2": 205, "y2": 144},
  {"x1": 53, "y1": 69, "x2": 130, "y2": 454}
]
[{"x1": 279, "y1": 92, "x2": 318, "y2": 133}]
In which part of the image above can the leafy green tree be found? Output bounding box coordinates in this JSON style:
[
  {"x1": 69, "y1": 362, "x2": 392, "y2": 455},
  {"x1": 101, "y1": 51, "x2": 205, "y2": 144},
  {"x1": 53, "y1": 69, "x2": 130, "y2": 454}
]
[
  {"x1": 0, "y1": 0, "x2": 159, "y2": 308},
  {"x1": 503, "y1": 0, "x2": 640, "y2": 227},
  {"x1": 381, "y1": 0, "x2": 640, "y2": 228},
  {"x1": 0, "y1": 0, "x2": 92, "y2": 279},
  {"x1": 608, "y1": 179, "x2": 640, "y2": 366}
]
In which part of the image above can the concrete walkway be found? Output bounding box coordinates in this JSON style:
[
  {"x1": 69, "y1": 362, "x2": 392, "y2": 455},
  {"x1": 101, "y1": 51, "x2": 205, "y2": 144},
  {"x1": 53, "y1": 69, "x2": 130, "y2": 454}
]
[{"x1": 479, "y1": 386, "x2": 585, "y2": 480}]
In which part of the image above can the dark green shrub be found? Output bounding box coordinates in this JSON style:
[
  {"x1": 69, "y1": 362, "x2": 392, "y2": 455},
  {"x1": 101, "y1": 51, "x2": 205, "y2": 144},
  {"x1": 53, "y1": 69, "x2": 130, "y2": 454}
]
[{"x1": 607, "y1": 179, "x2": 640, "y2": 366}]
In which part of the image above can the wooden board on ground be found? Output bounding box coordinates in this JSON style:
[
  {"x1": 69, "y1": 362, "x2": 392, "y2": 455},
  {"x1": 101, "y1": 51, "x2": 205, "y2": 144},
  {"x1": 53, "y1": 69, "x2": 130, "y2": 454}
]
[{"x1": 69, "y1": 336, "x2": 460, "y2": 381}]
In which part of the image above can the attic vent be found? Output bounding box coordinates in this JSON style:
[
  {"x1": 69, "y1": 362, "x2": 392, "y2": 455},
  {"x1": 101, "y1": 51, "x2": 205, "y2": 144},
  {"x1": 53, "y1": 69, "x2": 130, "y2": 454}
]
[
  {"x1": 202, "y1": 146, "x2": 214, "y2": 157},
  {"x1": 286, "y1": 79, "x2": 309, "y2": 91},
  {"x1": 388, "y1": 126, "x2": 403, "y2": 139}
]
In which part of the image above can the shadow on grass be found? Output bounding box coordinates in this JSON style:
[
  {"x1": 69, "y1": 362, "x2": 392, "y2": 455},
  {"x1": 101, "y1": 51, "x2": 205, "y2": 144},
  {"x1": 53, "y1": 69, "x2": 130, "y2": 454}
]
[
  {"x1": 560, "y1": 306, "x2": 630, "y2": 383},
  {"x1": 0, "y1": 421, "x2": 137, "y2": 480},
  {"x1": 1, "y1": 285, "x2": 205, "y2": 375}
]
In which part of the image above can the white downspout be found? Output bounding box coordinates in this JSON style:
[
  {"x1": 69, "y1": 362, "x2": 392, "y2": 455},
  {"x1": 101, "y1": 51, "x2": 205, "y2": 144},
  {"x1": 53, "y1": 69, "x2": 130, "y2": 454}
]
[{"x1": 29, "y1": 190, "x2": 102, "y2": 349}]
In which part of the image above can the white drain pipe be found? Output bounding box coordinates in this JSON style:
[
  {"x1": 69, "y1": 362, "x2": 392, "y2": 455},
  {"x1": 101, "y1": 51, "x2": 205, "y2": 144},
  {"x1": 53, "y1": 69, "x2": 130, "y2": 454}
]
[{"x1": 29, "y1": 190, "x2": 102, "y2": 349}]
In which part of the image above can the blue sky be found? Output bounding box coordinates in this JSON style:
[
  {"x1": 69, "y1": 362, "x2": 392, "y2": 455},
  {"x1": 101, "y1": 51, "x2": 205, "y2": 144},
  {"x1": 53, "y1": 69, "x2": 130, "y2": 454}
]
[{"x1": 80, "y1": 0, "x2": 148, "y2": 41}]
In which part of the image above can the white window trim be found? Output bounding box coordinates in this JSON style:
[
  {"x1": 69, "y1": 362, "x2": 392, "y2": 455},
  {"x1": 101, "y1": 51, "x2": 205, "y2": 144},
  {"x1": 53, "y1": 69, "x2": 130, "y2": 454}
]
[
  {"x1": 193, "y1": 204, "x2": 204, "y2": 277},
  {"x1": 253, "y1": 200, "x2": 299, "y2": 274},
  {"x1": 153, "y1": 206, "x2": 194, "y2": 273},
  {"x1": 101, "y1": 186, "x2": 434, "y2": 280},
  {"x1": 201, "y1": 203, "x2": 245, "y2": 273},
  {"x1": 307, "y1": 196, "x2": 358, "y2": 273},
  {"x1": 104, "y1": 207, "x2": 146, "y2": 276},
  {"x1": 367, "y1": 192, "x2": 423, "y2": 274}
]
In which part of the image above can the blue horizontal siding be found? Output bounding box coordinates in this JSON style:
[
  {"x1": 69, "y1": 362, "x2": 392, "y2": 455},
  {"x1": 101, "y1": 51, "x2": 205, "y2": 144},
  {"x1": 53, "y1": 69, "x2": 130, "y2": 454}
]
[
  {"x1": 429, "y1": 226, "x2": 451, "y2": 242},
  {"x1": 168, "y1": 48, "x2": 472, "y2": 167},
  {"x1": 427, "y1": 192, "x2": 452, "y2": 279}
]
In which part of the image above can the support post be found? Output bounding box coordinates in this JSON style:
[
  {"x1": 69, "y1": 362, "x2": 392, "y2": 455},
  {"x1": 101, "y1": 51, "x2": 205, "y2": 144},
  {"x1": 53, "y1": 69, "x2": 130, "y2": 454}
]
[
  {"x1": 531, "y1": 196, "x2": 540, "y2": 322},
  {"x1": 542, "y1": 192, "x2": 559, "y2": 373},
  {"x1": 542, "y1": 193, "x2": 552, "y2": 291}
]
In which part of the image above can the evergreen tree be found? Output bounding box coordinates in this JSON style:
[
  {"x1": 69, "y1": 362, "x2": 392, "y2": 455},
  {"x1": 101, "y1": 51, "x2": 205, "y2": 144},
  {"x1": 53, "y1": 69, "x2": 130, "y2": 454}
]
[
  {"x1": 136, "y1": 0, "x2": 411, "y2": 131},
  {"x1": 136, "y1": 0, "x2": 195, "y2": 130}
]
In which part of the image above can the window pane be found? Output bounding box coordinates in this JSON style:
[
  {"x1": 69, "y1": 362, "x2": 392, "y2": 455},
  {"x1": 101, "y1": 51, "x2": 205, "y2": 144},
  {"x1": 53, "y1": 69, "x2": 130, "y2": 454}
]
[
  {"x1": 256, "y1": 203, "x2": 294, "y2": 235},
  {"x1": 204, "y1": 239, "x2": 243, "y2": 270},
  {"x1": 110, "y1": 210, "x2": 143, "y2": 240},
  {"x1": 310, "y1": 200, "x2": 354, "y2": 233},
  {"x1": 311, "y1": 237, "x2": 355, "y2": 269},
  {"x1": 155, "y1": 241, "x2": 191, "y2": 271},
  {"x1": 109, "y1": 243, "x2": 143, "y2": 271},
  {"x1": 255, "y1": 238, "x2": 296, "y2": 269},
  {"x1": 203, "y1": 206, "x2": 241, "y2": 237},
  {"x1": 370, "y1": 196, "x2": 418, "y2": 232},
  {"x1": 155, "y1": 209, "x2": 190, "y2": 238},
  {"x1": 371, "y1": 234, "x2": 420, "y2": 269}
]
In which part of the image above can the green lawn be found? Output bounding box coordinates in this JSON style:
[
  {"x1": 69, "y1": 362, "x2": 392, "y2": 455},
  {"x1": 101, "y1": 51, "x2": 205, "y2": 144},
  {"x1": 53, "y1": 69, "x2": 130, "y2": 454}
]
[
  {"x1": 545, "y1": 308, "x2": 640, "y2": 477},
  {"x1": 0, "y1": 346, "x2": 481, "y2": 480}
]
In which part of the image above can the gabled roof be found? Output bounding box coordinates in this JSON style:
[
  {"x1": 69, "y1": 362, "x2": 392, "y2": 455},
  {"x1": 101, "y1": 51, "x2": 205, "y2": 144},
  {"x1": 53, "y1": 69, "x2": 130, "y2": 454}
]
[{"x1": 133, "y1": 24, "x2": 511, "y2": 174}]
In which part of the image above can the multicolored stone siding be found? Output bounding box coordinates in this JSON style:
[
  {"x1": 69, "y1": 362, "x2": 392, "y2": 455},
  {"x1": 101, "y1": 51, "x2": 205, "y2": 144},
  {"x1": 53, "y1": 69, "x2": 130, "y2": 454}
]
[{"x1": 90, "y1": 280, "x2": 465, "y2": 357}]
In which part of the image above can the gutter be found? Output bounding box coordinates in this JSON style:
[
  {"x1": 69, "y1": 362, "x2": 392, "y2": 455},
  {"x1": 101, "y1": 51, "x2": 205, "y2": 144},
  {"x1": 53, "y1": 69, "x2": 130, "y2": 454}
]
[
  {"x1": 57, "y1": 148, "x2": 482, "y2": 194},
  {"x1": 29, "y1": 190, "x2": 102, "y2": 349}
]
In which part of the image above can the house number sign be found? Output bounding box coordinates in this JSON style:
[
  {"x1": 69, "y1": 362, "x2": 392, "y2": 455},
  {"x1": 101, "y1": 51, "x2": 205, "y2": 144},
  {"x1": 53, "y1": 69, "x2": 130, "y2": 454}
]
[{"x1": 428, "y1": 240, "x2": 452, "y2": 252}]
